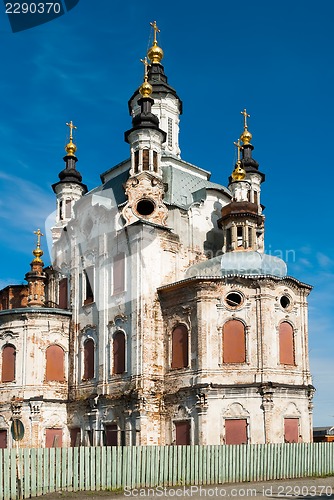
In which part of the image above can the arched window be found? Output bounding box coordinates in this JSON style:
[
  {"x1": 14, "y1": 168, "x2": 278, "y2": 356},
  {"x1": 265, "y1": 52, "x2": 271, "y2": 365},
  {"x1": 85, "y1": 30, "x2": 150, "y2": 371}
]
[
  {"x1": 83, "y1": 339, "x2": 95, "y2": 380},
  {"x1": 113, "y1": 331, "x2": 126, "y2": 374},
  {"x1": 2, "y1": 345, "x2": 16, "y2": 382},
  {"x1": 134, "y1": 151, "x2": 139, "y2": 174},
  {"x1": 223, "y1": 320, "x2": 246, "y2": 363},
  {"x1": 153, "y1": 151, "x2": 158, "y2": 172},
  {"x1": 142, "y1": 149, "x2": 149, "y2": 171},
  {"x1": 279, "y1": 322, "x2": 295, "y2": 365},
  {"x1": 171, "y1": 325, "x2": 188, "y2": 369},
  {"x1": 46, "y1": 345, "x2": 65, "y2": 382}
]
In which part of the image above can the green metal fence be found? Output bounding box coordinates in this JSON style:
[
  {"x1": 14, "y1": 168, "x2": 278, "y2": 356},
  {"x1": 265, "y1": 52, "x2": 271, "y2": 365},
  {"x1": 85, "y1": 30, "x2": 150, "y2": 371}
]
[{"x1": 0, "y1": 443, "x2": 334, "y2": 500}]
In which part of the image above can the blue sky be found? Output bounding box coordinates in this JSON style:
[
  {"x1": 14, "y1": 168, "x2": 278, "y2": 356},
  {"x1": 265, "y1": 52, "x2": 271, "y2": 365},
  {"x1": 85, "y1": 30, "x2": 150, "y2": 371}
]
[{"x1": 0, "y1": 0, "x2": 333, "y2": 426}]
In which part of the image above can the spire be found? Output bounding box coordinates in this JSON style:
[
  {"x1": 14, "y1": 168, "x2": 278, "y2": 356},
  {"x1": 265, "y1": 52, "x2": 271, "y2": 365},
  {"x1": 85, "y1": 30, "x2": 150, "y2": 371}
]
[
  {"x1": 139, "y1": 57, "x2": 153, "y2": 98},
  {"x1": 219, "y1": 111, "x2": 265, "y2": 253},
  {"x1": 32, "y1": 228, "x2": 44, "y2": 264},
  {"x1": 122, "y1": 58, "x2": 168, "y2": 227},
  {"x1": 51, "y1": 122, "x2": 88, "y2": 241},
  {"x1": 128, "y1": 22, "x2": 182, "y2": 157},
  {"x1": 52, "y1": 121, "x2": 87, "y2": 191},
  {"x1": 25, "y1": 229, "x2": 47, "y2": 307},
  {"x1": 238, "y1": 109, "x2": 264, "y2": 179},
  {"x1": 65, "y1": 120, "x2": 77, "y2": 156}
]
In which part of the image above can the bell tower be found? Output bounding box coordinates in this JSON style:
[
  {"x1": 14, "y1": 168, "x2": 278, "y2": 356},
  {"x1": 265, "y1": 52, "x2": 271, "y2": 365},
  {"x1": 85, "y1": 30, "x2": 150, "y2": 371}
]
[
  {"x1": 219, "y1": 110, "x2": 265, "y2": 253},
  {"x1": 25, "y1": 229, "x2": 47, "y2": 307},
  {"x1": 51, "y1": 122, "x2": 87, "y2": 241},
  {"x1": 122, "y1": 57, "x2": 168, "y2": 226},
  {"x1": 128, "y1": 21, "x2": 182, "y2": 158}
]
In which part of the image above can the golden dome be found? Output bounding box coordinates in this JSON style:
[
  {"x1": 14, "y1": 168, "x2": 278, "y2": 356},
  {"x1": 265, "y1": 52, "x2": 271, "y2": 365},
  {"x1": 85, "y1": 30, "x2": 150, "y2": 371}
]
[
  {"x1": 32, "y1": 247, "x2": 44, "y2": 263},
  {"x1": 147, "y1": 43, "x2": 164, "y2": 64},
  {"x1": 240, "y1": 128, "x2": 252, "y2": 145},
  {"x1": 65, "y1": 140, "x2": 77, "y2": 156},
  {"x1": 147, "y1": 21, "x2": 164, "y2": 64},
  {"x1": 232, "y1": 161, "x2": 246, "y2": 181},
  {"x1": 139, "y1": 79, "x2": 153, "y2": 97}
]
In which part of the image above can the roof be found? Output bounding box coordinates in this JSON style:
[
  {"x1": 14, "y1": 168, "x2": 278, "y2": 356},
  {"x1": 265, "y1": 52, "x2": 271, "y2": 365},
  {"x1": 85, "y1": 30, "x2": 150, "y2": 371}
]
[
  {"x1": 92, "y1": 160, "x2": 231, "y2": 211},
  {"x1": 162, "y1": 165, "x2": 231, "y2": 209}
]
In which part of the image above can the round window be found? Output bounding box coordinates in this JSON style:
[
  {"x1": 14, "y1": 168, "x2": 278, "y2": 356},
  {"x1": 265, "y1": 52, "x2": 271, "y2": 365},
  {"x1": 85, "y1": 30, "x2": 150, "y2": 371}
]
[
  {"x1": 280, "y1": 295, "x2": 291, "y2": 309},
  {"x1": 225, "y1": 292, "x2": 243, "y2": 308},
  {"x1": 136, "y1": 199, "x2": 155, "y2": 216}
]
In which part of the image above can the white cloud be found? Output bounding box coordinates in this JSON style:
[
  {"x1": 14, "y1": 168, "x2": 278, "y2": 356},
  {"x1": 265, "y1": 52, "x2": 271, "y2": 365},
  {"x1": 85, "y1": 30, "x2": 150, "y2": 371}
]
[{"x1": 0, "y1": 171, "x2": 54, "y2": 255}]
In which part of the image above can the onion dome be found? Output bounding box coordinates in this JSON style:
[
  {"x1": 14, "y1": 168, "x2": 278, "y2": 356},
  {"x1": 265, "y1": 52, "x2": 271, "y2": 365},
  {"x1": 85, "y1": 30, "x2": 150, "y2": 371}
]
[
  {"x1": 231, "y1": 161, "x2": 246, "y2": 181},
  {"x1": 128, "y1": 22, "x2": 182, "y2": 116},
  {"x1": 124, "y1": 58, "x2": 166, "y2": 143},
  {"x1": 147, "y1": 21, "x2": 164, "y2": 64},
  {"x1": 139, "y1": 57, "x2": 153, "y2": 98},
  {"x1": 230, "y1": 139, "x2": 246, "y2": 182},
  {"x1": 52, "y1": 121, "x2": 87, "y2": 193}
]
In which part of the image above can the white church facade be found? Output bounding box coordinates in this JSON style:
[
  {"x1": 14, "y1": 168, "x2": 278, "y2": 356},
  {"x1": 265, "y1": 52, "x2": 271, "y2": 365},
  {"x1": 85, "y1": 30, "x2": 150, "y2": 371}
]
[{"x1": 0, "y1": 22, "x2": 314, "y2": 448}]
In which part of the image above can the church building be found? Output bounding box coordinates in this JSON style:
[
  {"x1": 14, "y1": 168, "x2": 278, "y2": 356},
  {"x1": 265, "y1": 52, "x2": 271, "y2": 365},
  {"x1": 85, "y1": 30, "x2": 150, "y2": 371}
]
[{"x1": 0, "y1": 22, "x2": 314, "y2": 448}]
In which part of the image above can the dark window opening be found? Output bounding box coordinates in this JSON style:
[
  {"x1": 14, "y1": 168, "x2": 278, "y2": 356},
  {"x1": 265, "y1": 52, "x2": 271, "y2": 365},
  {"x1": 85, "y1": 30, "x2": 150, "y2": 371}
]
[
  {"x1": 113, "y1": 331, "x2": 126, "y2": 374},
  {"x1": 226, "y1": 228, "x2": 232, "y2": 250},
  {"x1": 237, "y1": 227, "x2": 243, "y2": 247},
  {"x1": 2, "y1": 345, "x2": 16, "y2": 382},
  {"x1": 0, "y1": 430, "x2": 7, "y2": 449},
  {"x1": 153, "y1": 151, "x2": 158, "y2": 172},
  {"x1": 223, "y1": 320, "x2": 246, "y2": 363},
  {"x1": 171, "y1": 325, "x2": 188, "y2": 369},
  {"x1": 84, "y1": 267, "x2": 94, "y2": 305},
  {"x1": 134, "y1": 151, "x2": 139, "y2": 173},
  {"x1": 248, "y1": 227, "x2": 253, "y2": 248},
  {"x1": 254, "y1": 191, "x2": 258, "y2": 205},
  {"x1": 83, "y1": 339, "x2": 95, "y2": 380},
  {"x1": 70, "y1": 428, "x2": 81, "y2": 447},
  {"x1": 105, "y1": 424, "x2": 118, "y2": 446},
  {"x1": 58, "y1": 277, "x2": 68, "y2": 309},
  {"x1": 136, "y1": 199, "x2": 155, "y2": 216},
  {"x1": 142, "y1": 149, "x2": 149, "y2": 171},
  {"x1": 225, "y1": 292, "x2": 243, "y2": 308},
  {"x1": 175, "y1": 420, "x2": 190, "y2": 445},
  {"x1": 280, "y1": 295, "x2": 290, "y2": 309},
  {"x1": 59, "y1": 200, "x2": 63, "y2": 221}
]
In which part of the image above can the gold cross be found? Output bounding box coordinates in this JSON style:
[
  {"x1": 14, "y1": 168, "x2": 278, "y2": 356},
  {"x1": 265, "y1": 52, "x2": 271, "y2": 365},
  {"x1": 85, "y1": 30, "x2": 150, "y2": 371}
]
[
  {"x1": 241, "y1": 109, "x2": 250, "y2": 129},
  {"x1": 233, "y1": 138, "x2": 242, "y2": 162},
  {"x1": 140, "y1": 57, "x2": 149, "y2": 81},
  {"x1": 66, "y1": 120, "x2": 77, "y2": 141},
  {"x1": 34, "y1": 228, "x2": 44, "y2": 247},
  {"x1": 150, "y1": 20, "x2": 160, "y2": 45}
]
